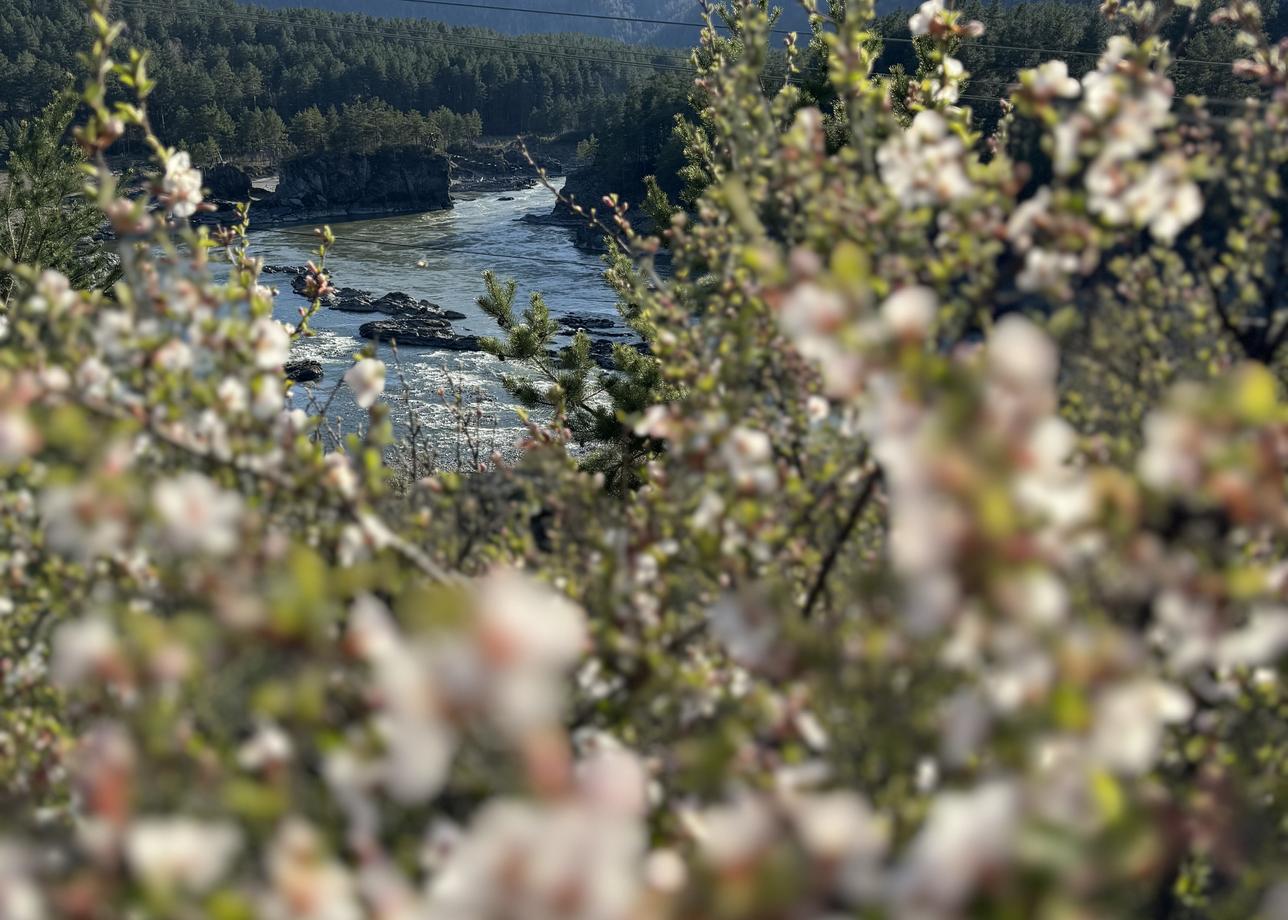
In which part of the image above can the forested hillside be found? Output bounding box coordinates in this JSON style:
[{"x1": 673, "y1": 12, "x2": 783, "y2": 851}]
[
  {"x1": 246, "y1": 0, "x2": 821, "y2": 45},
  {"x1": 0, "y1": 0, "x2": 673, "y2": 162},
  {"x1": 0, "y1": 0, "x2": 1268, "y2": 175}
]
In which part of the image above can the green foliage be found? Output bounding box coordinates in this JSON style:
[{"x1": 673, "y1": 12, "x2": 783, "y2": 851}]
[
  {"x1": 0, "y1": 0, "x2": 667, "y2": 164},
  {"x1": 0, "y1": 92, "x2": 116, "y2": 300},
  {"x1": 5, "y1": 2, "x2": 1288, "y2": 918},
  {"x1": 575, "y1": 133, "x2": 600, "y2": 164}
]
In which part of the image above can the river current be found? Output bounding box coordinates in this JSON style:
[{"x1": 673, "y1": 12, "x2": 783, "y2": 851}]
[{"x1": 252, "y1": 182, "x2": 619, "y2": 458}]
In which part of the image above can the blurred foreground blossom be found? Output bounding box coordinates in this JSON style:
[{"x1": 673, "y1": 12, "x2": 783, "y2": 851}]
[
  {"x1": 152, "y1": 472, "x2": 243, "y2": 556},
  {"x1": 344, "y1": 358, "x2": 387, "y2": 409}
]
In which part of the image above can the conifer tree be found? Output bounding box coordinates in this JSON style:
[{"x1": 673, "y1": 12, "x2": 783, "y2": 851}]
[{"x1": 0, "y1": 92, "x2": 116, "y2": 302}]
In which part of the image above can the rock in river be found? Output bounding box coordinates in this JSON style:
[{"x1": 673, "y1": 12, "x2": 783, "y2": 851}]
[
  {"x1": 557, "y1": 311, "x2": 617, "y2": 331},
  {"x1": 359, "y1": 319, "x2": 481, "y2": 351},
  {"x1": 285, "y1": 359, "x2": 324, "y2": 383}
]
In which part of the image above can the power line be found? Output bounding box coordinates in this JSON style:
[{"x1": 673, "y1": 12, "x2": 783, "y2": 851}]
[
  {"x1": 116, "y1": 0, "x2": 1238, "y2": 72},
  {"x1": 372, "y1": 0, "x2": 799, "y2": 37},
  {"x1": 115, "y1": 0, "x2": 697, "y2": 71},
  {"x1": 113, "y1": 0, "x2": 1260, "y2": 109},
  {"x1": 368, "y1": 0, "x2": 1238, "y2": 68}
]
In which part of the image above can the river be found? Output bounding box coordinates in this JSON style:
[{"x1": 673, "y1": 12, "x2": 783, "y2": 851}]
[{"x1": 251, "y1": 182, "x2": 621, "y2": 463}]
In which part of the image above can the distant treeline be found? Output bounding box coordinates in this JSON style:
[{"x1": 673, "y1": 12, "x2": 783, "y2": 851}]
[
  {"x1": 245, "y1": 0, "x2": 821, "y2": 47},
  {"x1": 0, "y1": 0, "x2": 681, "y2": 163},
  {"x1": 0, "y1": 0, "x2": 1278, "y2": 173}
]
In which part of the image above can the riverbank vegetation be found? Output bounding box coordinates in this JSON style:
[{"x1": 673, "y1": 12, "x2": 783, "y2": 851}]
[{"x1": 3, "y1": 0, "x2": 1288, "y2": 917}]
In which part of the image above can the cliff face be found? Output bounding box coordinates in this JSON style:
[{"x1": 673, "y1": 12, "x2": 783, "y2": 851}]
[{"x1": 269, "y1": 148, "x2": 452, "y2": 219}]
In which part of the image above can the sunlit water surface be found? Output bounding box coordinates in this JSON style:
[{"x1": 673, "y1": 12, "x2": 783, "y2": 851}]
[{"x1": 250, "y1": 182, "x2": 619, "y2": 457}]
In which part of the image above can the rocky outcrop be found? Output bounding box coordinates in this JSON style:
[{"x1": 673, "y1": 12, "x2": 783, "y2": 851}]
[
  {"x1": 273, "y1": 147, "x2": 451, "y2": 214},
  {"x1": 449, "y1": 143, "x2": 563, "y2": 194},
  {"x1": 558, "y1": 312, "x2": 618, "y2": 334},
  {"x1": 359, "y1": 319, "x2": 481, "y2": 351},
  {"x1": 277, "y1": 267, "x2": 468, "y2": 320},
  {"x1": 206, "y1": 164, "x2": 253, "y2": 202},
  {"x1": 285, "y1": 359, "x2": 324, "y2": 383},
  {"x1": 225, "y1": 148, "x2": 452, "y2": 227},
  {"x1": 523, "y1": 159, "x2": 683, "y2": 253}
]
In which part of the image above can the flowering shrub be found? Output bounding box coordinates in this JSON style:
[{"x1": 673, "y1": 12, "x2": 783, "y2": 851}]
[{"x1": 2, "y1": 0, "x2": 1288, "y2": 917}]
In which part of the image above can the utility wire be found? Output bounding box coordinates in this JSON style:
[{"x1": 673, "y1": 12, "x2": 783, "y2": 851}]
[
  {"x1": 115, "y1": 0, "x2": 697, "y2": 70},
  {"x1": 369, "y1": 0, "x2": 802, "y2": 37},
  {"x1": 356, "y1": 0, "x2": 1240, "y2": 68},
  {"x1": 114, "y1": 0, "x2": 1262, "y2": 109},
  {"x1": 116, "y1": 0, "x2": 1238, "y2": 70}
]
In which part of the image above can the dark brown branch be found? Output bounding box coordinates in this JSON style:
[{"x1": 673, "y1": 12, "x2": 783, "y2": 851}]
[{"x1": 802, "y1": 459, "x2": 880, "y2": 620}]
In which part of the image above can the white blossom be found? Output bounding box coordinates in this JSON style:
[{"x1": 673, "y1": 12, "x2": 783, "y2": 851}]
[
  {"x1": 50, "y1": 617, "x2": 120, "y2": 688},
  {"x1": 1137, "y1": 409, "x2": 1202, "y2": 491},
  {"x1": 323, "y1": 452, "x2": 360, "y2": 499},
  {"x1": 153, "y1": 338, "x2": 193, "y2": 373},
  {"x1": 36, "y1": 270, "x2": 76, "y2": 312},
  {"x1": 0, "y1": 411, "x2": 39, "y2": 464},
  {"x1": 152, "y1": 472, "x2": 242, "y2": 556},
  {"x1": 162, "y1": 151, "x2": 204, "y2": 219},
  {"x1": 1215, "y1": 607, "x2": 1288, "y2": 668},
  {"x1": 1091, "y1": 679, "x2": 1193, "y2": 774},
  {"x1": 909, "y1": 0, "x2": 944, "y2": 35},
  {"x1": 472, "y1": 569, "x2": 588, "y2": 735},
  {"x1": 576, "y1": 740, "x2": 650, "y2": 818},
  {"x1": 262, "y1": 820, "x2": 362, "y2": 920},
  {"x1": 689, "y1": 796, "x2": 776, "y2": 868},
  {"x1": 788, "y1": 791, "x2": 890, "y2": 864},
  {"x1": 721, "y1": 427, "x2": 776, "y2": 494},
  {"x1": 778, "y1": 283, "x2": 867, "y2": 398},
  {"x1": 878, "y1": 111, "x2": 973, "y2": 208},
  {"x1": 1026, "y1": 60, "x2": 1081, "y2": 99},
  {"x1": 881, "y1": 286, "x2": 938, "y2": 338},
  {"x1": 252, "y1": 317, "x2": 292, "y2": 370},
  {"x1": 238, "y1": 722, "x2": 295, "y2": 771},
  {"x1": 1016, "y1": 247, "x2": 1078, "y2": 293},
  {"x1": 0, "y1": 843, "x2": 45, "y2": 920},
  {"x1": 125, "y1": 817, "x2": 241, "y2": 893},
  {"x1": 216, "y1": 377, "x2": 249, "y2": 414},
  {"x1": 931, "y1": 56, "x2": 967, "y2": 104},
  {"x1": 252, "y1": 375, "x2": 285, "y2": 421},
  {"x1": 707, "y1": 594, "x2": 777, "y2": 669},
  {"x1": 988, "y1": 315, "x2": 1058, "y2": 392},
  {"x1": 40, "y1": 484, "x2": 129, "y2": 560},
  {"x1": 424, "y1": 800, "x2": 644, "y2": 920},
  {"x1": 344, "y1": 358, "x2": 387, "y2": 409},
  {"x1": 894, "y1": 781, "x2": 1020, "y2": 913}
]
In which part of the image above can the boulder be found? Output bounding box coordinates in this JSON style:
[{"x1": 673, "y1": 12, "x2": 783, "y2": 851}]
[
  {"x1": 284, "y1": 359, "x2": 323, "y2": 383},
  {"x1": 359, "y1": 320, "x2": 480, "y2": 351},
  {"x1": 558, "y1": 312, "x2": 617, "y2": 331},
  {"x1": 372, "y1": 291, "x2": 443, "y2": 317},
  {"x1": 331, "y1": 288, "x2": 377, "y2": 312}
]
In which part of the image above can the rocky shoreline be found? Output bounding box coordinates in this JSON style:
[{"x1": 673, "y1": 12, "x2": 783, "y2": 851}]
[{"x1": 201, "y1": 145, "x2": 552, "y2": 230}]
